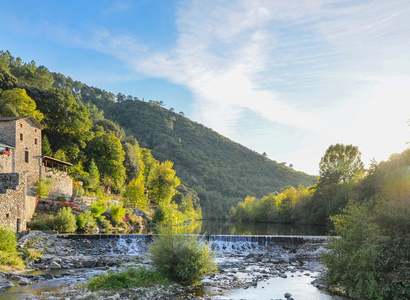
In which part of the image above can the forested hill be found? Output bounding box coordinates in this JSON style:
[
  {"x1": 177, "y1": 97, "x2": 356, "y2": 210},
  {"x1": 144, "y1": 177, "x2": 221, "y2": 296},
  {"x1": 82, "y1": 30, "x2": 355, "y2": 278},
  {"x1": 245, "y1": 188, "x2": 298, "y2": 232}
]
[{"x1": 51, "y1": 73, "x2": 316, "y2": 216}]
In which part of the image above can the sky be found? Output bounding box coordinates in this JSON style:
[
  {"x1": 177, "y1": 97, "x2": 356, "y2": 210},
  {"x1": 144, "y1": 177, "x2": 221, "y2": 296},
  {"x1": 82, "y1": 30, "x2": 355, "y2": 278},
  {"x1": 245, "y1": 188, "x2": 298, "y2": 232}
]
[{"x1": 1, "y1": 0, "x2": 410, "y2": 175}]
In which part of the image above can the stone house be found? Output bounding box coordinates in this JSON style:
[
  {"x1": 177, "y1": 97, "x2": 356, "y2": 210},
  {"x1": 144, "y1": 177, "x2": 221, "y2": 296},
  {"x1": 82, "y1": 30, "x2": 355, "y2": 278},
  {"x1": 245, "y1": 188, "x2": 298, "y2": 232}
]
[{"x1": 0, "y1": 116, "x2": 73, "y2": 232}]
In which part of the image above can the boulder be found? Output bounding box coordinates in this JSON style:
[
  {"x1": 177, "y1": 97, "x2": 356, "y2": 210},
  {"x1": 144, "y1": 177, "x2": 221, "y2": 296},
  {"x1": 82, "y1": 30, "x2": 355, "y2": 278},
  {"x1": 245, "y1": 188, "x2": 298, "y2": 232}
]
[{"x1": 0, "y1": 280, "x2": 14, "y2": 290}]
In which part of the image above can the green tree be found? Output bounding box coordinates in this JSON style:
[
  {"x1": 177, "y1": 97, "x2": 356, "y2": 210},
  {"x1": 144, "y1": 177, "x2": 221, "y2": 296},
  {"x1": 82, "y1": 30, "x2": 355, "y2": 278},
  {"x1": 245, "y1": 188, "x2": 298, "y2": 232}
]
[
  {"x1": 25, "y1": 87, "x2": 92, "y2": 152},
  {"x1": 76, "y1": 211, "x2": 97, "y2": 233},
  {"x1": 0, "y1": 88, "x2": 44, "y2": 121},
  {"x1": 55, "y1": 207, "x2": 77, "y2": 233},
  {"x1": 123, "y1": 174, "x2": 148, "y2": 210},
  {"x1": 87, "y1": 159, "x2": 100, "y2": 191},
  {"x1": 86, "y1": 132, "x2": 126, "y2": 192},
  {"x1": 42, "y1": 135, "x2": 53, "y2": 156},
  {"x1": 147, "y1": 161, "x2": 180, "y2": 204},
  {"x1": 319, "y1": 144, "x2": 364, "y2": 185}
]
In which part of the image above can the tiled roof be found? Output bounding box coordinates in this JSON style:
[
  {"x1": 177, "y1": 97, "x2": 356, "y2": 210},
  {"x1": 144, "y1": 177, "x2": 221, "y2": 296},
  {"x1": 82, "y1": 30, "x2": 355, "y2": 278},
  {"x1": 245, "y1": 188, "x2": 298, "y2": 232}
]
[{"x1": 0, "y1": 116, "x2": 43, "y2": 129}]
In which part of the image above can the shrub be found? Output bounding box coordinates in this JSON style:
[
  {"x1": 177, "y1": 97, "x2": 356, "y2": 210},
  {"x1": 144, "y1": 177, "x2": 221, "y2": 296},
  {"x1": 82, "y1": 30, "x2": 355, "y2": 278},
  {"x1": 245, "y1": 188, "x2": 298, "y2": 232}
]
[
  {"x1": 90, "y1": 202, "x2": 107, "y2": 217},
  {"x1": 88, "y1": 266, "x2": 171, "y2": 291},
  {"x1": 76, "y1": 211, "x2": 97, "y2": 233},
  {"x1": 0, "y1": 226, "x2": 17, "y2": 253},
  {"x1": 35, "y1": 178, "x2": 53, "y2": 199},
  {"x1": 149, "y1": 225, "x2": 217, "y2": 285},
  {"x1": 55, "y1": 207, "x2": 77, "y2": 233},
  {"x1": 0, "y1": 251, "x2": 25, "y2": 270},
  {"x1": 110, "y1": 203, "x2": 126, "y2": 226},
  {"x1": 28, "y1": 214, "x2": 56, "y2": 230},
  {"x1": 96, "y1": 215, "x2": 112, "y2": 232}
]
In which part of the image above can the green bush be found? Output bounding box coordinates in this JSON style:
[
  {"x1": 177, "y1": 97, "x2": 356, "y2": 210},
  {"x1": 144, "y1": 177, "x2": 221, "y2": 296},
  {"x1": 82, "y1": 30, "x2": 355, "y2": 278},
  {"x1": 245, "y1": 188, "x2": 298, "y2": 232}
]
[
  {"x1": 110, "y1": 203, "x2": 126, "y2": 226},
  {"x1": 0, "y1": 250, "x2": 25, "y2": 270},
  {"x1": 90, "y1": 202, "x2": 107, "y2": 217},
  {"x1": 0, "y1": 226, "x2": 17, "y2": 253},
  {"x1": 76, "y1": 211, "x2": 97, "y2": 232},
  {"x1": 55, "y1": 207, "x2": 77, "y2": 233},
  {"x1": 35, "y1": 178, "x2": 53, "y2": 199},
  {"x1": 148, "y1": 225, "x2": 217, "y2": 285},
  {"x1": 322, "y1": 200, "x2": 410, "y2": 299},
  {"x1": 27, "y1": 214, "x2": 56, "y2": 231},
  {"x1": 96, "y1": 215, "x2": 112, "y2": 232},
  {"x1": 88, "y1": 266, "x2": 171, "y2": 291}
]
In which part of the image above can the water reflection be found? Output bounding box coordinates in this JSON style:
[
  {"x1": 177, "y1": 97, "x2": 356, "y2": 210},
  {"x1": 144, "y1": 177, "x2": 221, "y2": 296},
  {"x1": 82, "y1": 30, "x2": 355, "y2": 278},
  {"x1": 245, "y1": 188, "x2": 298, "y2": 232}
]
[{"x1": 200, "y1": 220, "x2": 329, "y2": 236}]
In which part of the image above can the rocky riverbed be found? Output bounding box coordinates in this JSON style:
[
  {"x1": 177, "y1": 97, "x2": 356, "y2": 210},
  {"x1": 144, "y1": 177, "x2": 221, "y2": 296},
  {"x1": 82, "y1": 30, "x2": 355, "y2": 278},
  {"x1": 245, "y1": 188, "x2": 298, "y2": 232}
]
[{"x1": 0, "y1": 231, "x2": 346, "y2": 300}]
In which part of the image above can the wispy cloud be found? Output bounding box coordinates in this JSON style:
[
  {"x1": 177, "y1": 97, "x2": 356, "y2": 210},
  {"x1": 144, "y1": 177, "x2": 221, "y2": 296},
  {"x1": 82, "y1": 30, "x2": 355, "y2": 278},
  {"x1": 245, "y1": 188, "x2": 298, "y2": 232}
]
[{"x1": 3, "y1": 0, "x2": 409, "y2": 173}]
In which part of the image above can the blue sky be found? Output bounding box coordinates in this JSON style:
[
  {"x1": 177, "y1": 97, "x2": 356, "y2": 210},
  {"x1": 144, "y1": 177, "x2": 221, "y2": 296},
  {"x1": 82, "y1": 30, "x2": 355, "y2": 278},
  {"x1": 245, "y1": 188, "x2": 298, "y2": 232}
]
[{"x1": 1, "y1": 0, "x2": 410, "y2": 175}]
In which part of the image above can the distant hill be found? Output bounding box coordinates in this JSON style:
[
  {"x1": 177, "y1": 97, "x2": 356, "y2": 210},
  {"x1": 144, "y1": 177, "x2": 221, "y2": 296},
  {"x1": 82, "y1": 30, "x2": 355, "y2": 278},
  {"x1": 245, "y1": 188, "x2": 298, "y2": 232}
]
[{"x1": 51, "y1": 74, "x2": 317, "y2": 218}]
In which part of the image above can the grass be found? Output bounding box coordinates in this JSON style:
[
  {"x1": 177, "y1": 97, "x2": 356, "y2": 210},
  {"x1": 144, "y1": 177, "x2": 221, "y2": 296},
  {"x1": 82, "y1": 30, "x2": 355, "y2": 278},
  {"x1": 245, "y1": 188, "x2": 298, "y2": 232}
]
[
  {"x1": 88, "y1": 266, "x2": 172, "y2": 291},
  {"x1": 0, "y1": 250, "x2": 25, "y2": 270}
]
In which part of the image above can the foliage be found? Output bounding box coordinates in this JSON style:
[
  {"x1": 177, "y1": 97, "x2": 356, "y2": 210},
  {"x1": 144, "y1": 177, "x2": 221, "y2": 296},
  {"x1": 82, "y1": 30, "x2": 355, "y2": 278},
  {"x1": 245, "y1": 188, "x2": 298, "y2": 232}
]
[
  {"x1": 0, "y1": 226, "x2": 17, "y2": 253},
  {"x1": 0, "y1": 250, "x2": 25, "y2": 270},
  {"x1": 322, "y1": 149, "x2": 410, "y2": 299},
  {"x1": 319, "y1": 144, "x2": 364, "y2": 185},
  {"x1": 51, "y1": 72, "x2": 316, "y2": 219},
  {"x1": 0, "y1": 88, "x2": 44, "y2": 121},
  {"x1": 27, "y1": 214, "x2": 56, "y2": 231},
  {"x1": 90, "y1": 202, "x2": 107, "y2": 217},
  {"x1": 35, "y1": 178, "x2": 53, "y2": 199},
  {"x1": 76, "y1": 211, "x2": 97, "y2": 233},
  {"x1": 88, "y1": 266, "x2": 172, "y2": 291},
  {"x1": 149, "y1": 225, "x2": 217, "y2": 285},
  {"x1": 123, "y1": 175, "x2": 148, "y2": 210},
  {"x1": 0, "y1": 226, "x2": 25, "y2": 270},
  {"x1": 96, "y1": 215, "x2": 111, "y2": 232},
  {"x1": 109, "y1": 203, "x2": 126, "y2": 226},
  {"x1": 55, "y1": 207, "x2": 77, "y2": 233},
  {"x1": 147, "y1": 161, "x2": 180, "y2": 204},
  {"x1": 86, "y1": 132, "x2": 126, "y2": 192},
  {"x1": 42, "y1": 135, "x2": 53, "y2": 156},
  {"x1": 152, "y1": 202, "x2": 185, "y2": 226}
]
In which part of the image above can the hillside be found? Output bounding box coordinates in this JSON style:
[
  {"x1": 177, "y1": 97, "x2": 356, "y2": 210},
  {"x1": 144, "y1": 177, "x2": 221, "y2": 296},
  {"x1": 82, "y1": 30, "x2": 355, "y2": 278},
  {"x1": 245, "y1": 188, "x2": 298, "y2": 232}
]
[
  {"x1": 0, "y1": 50, "x2": 316, "y2": 219},
  {"x1": 51, "y1": 74, "x2": 317, "y2": 217}
]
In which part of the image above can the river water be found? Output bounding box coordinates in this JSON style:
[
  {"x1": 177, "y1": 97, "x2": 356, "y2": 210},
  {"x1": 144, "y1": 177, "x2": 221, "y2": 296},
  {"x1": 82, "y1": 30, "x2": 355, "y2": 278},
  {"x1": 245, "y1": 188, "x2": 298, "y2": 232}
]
[{"x1": 1, "y1": 222, "x2": 348, "y2": 300}]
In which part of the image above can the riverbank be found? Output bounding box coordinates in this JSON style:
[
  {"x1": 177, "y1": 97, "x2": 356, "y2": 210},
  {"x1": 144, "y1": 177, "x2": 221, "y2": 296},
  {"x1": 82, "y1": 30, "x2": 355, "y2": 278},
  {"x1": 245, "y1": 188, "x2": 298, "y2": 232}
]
[{"x1": 0, "y1": 231, "x2": 347, "y2": 300}]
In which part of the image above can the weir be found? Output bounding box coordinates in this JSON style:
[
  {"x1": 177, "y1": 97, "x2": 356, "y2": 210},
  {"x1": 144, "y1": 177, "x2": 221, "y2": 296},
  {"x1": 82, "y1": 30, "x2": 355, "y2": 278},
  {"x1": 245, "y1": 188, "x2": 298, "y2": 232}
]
[{"x1": 56, "y1": 234, "x2": 330, "y2": 255}]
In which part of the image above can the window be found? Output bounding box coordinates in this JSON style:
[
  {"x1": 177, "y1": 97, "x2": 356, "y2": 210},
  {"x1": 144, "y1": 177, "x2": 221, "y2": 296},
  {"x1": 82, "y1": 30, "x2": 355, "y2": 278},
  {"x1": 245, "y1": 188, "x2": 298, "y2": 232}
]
[
  {"x1": 25, "y1": 151, "x2": 29, "y2": 163},
  {"x1": 6, "y1": 213, "x2": 9, "y2": 219},
  {"x1": 20, "y1": 124, "x2": 23, "y2": 128},
  {"x1": 35, "y1": 138, "x2": 38, "y2": 145},
  {"x1": 20, "y1": 133, "x2": 23, "y2": 141}
]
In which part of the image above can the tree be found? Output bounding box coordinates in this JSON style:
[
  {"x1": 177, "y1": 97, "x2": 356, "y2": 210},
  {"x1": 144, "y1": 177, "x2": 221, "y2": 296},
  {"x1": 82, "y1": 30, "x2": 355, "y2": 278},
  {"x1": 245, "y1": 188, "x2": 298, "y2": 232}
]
[
  {"x1": 0, "y1": 88, "x2": 44, "y2": 121},
  {"x1": 86, "y1": 132, "x2": 126, "y2": 192},
  {"x1": 42, "y1": 135, "x2": 53, "y2": 156},
  {"x1": 25, "y1": 87, "x2": 92, "y2": 151},
  {"x1": 123, "y1": 174, "x2": 148, "y2": 210},
  {"x1": 87, "y1": 159, "x2": 100, "y2": 191},
  {"x1": 319, "y1": 144, "x2": 364, "y2": 185},
  {"x1": 147, "y1": 161, "x2": 180, "y2": 204}
]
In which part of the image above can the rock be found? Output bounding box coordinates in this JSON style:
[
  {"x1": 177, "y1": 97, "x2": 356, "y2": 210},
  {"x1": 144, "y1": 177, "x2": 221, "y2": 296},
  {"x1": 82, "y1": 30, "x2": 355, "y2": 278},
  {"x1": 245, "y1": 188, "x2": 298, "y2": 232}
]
[
  {"x1": 49, "y1": 261, "x2": 61, "y2": 269},
  {"x1": 284, "y1": 292, "x2": 292, "y2": 298},
  {"x1": 0, "y1": 280, "x2": 14, "y2": 290},
  {"x1": 18, "y1": 278, "x2": 31, "y2": 285},
  {"x1": 280, "y1": 274, "x2": 288, "y2": 278},
  {"x1": 44, "y1": 273, "x2": 54, "y2": 279}
]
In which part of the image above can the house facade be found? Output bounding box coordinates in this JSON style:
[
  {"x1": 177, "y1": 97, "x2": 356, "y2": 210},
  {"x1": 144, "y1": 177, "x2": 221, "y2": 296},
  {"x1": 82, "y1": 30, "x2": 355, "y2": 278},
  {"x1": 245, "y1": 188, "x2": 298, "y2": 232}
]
[{"x1": 0, "y1": 116, "x2": 73, "y2": 232}]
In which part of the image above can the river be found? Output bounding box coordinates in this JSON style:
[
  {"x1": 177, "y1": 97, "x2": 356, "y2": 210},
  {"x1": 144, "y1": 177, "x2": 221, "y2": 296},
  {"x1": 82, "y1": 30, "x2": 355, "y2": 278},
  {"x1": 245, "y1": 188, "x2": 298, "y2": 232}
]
[{"x1": 0, "y1": 222, "x2": 348, "y2": 300}]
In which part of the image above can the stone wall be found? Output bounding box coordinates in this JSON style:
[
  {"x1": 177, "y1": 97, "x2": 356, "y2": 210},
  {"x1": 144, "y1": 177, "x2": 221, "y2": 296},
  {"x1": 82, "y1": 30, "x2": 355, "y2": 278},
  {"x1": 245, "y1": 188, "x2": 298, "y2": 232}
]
[
  {"x1": 0, "y1": 152, "x2": 13, "y2": 173},
  {"x1": 43, "y1": 171, "x2": 73, "y2": 200},
  {"x1": 14, "y1": 119, "x2": 42, "y2": 188},
  {"x1": 0, "y1": 173, "x2": 28, "y2": 232}
]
